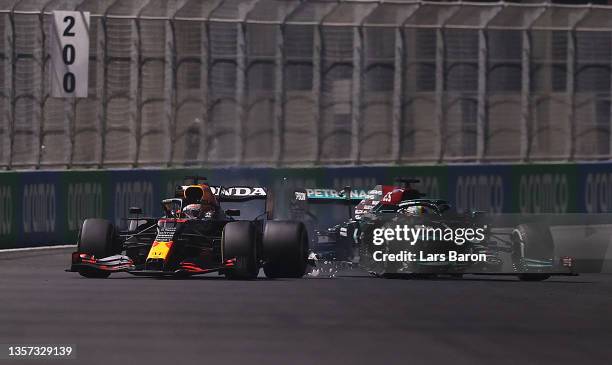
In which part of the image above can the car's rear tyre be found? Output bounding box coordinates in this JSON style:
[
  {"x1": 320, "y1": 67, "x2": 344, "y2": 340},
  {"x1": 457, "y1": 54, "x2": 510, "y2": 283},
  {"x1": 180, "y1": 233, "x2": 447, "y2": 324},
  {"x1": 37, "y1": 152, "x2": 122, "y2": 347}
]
[
  {"x1": 77, "y1": 218, "x2": 119, "y2": 279},
  {"x1": 223, "y1": 221, "x2": 258, "y2": 280},
  {"x1": 517, "y1": 274, "x2": 551, "y2": 281},
  {"x1": 512, "y1": 223, "x2": 554, "y2": 282},
  {"x1": 262, "y1": 221, "x2": 308, "y2": 279}
]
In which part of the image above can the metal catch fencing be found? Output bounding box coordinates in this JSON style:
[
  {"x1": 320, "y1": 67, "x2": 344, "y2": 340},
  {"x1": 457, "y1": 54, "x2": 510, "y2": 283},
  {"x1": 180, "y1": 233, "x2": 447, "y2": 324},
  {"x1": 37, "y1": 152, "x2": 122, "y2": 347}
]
[{"x1": 2, "y1": 0, "x2": 612, "y2": 169}]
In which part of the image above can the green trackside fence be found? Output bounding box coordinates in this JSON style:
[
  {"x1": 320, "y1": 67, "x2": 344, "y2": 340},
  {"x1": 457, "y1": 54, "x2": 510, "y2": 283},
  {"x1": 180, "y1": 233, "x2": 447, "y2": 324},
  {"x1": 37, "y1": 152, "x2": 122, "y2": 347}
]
[{"x1": 0, "y1": 163, "x2": 611, "y2": 249}]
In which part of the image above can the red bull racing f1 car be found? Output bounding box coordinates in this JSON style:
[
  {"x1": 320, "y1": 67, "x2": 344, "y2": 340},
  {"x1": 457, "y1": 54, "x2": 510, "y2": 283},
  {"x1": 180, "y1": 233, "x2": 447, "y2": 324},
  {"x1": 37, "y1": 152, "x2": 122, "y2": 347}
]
[{"x1": 68, "y1": 177, "x2": 309, "y2": 280}]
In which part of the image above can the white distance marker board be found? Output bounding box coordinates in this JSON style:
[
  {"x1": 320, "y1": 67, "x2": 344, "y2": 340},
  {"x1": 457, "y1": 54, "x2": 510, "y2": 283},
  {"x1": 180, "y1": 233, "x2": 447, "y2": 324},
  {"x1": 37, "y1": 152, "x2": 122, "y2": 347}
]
[{"x1": 50, "y1": 11, "x2": 90, "y2": 98}]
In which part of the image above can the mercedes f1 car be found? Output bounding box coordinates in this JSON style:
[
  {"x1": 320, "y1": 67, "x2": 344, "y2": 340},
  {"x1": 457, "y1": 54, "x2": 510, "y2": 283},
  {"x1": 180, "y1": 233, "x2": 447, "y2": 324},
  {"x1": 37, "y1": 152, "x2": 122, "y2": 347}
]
[
  {"x1": 293, "y1": 179, "x2": 576, "y2": 281},
  {"x1": 68, "y1": 177, "x2": 309, "y2": 279}
]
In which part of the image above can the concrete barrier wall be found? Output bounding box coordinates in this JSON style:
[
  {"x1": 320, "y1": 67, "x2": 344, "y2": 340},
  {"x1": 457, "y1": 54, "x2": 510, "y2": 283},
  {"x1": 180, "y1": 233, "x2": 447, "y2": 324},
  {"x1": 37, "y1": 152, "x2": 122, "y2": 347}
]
[{"x1": 1, "y1": 163, "x2": 612, "y2": 249}]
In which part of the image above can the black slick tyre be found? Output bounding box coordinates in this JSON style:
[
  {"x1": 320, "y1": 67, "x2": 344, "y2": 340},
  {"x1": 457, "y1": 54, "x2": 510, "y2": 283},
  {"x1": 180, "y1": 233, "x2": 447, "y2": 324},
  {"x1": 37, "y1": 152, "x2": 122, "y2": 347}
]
[
  {"x1": 223, "y1": 221, "x2": 258, "y2": 280},
  {"x1": 262, "y1": 221, "x2": 308, "y2": 279},
  {"x1": 512, "y1": 223, "x2": 554, "y2": 282},
  {"x1": 77, "y1": 218, "x2": 118, "y2": 279}
]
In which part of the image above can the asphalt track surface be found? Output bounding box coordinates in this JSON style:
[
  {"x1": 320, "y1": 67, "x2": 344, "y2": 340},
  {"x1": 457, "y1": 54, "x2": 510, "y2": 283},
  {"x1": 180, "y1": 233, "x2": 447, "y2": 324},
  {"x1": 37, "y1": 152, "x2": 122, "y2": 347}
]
[{"x1": 1, "y1": 248, "x2": 611, "y2": 365}]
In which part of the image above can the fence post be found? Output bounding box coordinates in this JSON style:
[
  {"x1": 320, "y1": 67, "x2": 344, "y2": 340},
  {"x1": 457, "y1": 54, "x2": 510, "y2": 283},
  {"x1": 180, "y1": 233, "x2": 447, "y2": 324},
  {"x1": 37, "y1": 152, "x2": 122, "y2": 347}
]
[
  {"x1": 435, "y1": 6, "x2": 461, "y2": 163},
  {"x1": 6, "y1": 11, "x2": 15, "y2": 169},
  {"x1": 99, "y1": 16, "x2": 108, "y2": 168},
  {"x1": 351, "y1": 26, "x2": 363, "y2": 164},
  {"x1": 566, "y1": 28, "x2": 575, "y2": 161},
  {"x1": 313, "y1": 24, "x2": 322, "y2": 164},
  {"x1": 565, "y1": 8, "x2": 590, "y2": 161},
  {"x1": 199, "y1": 20, "x2": 210, "y2": 165},
  {"x1": 476, "y1": 5, "x2": 503, "y2": 162},
  {"x1": 521, "y1": 6, "x2": 547, "y2": 162},
  {"x1": 67, "y1": 90, "x2": 76, "y2": 168},
  {"x1": 608, "y1": 33, "x2": 612, "y2": 159},
  {"x1": 165, "y1": 16, "x2": 176, "y2": 166},
  {"x1": 520, "y1": 29, "x2": 531, "y2": 161},
  {"x1": 36, "y1": 10, "x2": 46, "y2": 168},
  {"x1": 132, "y1": 15, "x2": 143, "y2": 167},
  {"x1": 434, "y1": 27, "x2": 445, "y2": 163},
  {"x1": 391, "y1": 26, "x2": 403, "y2": 163},
  {"x1": 236, "y1": 21, "x2": 246, "y2": 165},
  {"x1": 273, "y1": 23, "x2": 285, "y2": 166},
  {"x1": 476, "y1": 28, "x2": 487, "y2": 162}
]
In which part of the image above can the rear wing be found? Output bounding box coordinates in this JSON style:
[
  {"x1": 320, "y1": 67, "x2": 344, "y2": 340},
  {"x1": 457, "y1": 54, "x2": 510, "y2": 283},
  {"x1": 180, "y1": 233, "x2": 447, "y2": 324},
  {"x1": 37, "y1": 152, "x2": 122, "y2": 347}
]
[
  {"x1": 162, "y1": 185, "x2": 267, "y2": 211},
  {"x1": 292, "y1": 179, "x2": 427, "y2": 220},
  {"x1": 165, "y1": 186, "x2": 270, "y2": 219},
  {"x1": 211, "y1": 186, "x2": 267, "y2": 202},
  {"x1": 178, "y1": 176, "x2": 267, "y2": 203},
  {"x1": 293, "y1": 185, "x2": 408, "y2": 219},
  {"x1": 294, "y1": 188, "x2": 369, "y2": 204},
  {"x1": 292, "y1": 187, "x2": 373, "y2": 221}
]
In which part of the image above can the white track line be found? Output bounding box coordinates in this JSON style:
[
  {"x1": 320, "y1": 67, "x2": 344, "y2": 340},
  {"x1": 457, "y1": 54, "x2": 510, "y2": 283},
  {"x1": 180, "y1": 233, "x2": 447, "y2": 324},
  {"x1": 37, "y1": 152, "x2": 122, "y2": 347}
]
[{"x1": 0, "y1": 244, "x2": 76, "y2": 253}]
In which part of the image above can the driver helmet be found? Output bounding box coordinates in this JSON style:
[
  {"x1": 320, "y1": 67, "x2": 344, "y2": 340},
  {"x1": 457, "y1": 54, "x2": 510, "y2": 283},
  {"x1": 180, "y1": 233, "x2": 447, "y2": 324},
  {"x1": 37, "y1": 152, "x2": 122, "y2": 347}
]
[
  {"x1": 403, "y1": 205, "x2": 432, "y2": 216},
  {"x1": 183, "y1": 184, "x2": 219, "y2": 219},
  {"x1": 200, "y1": 186, "x2": 219, "y2": 213},
  {"x1": 183, "y1": 204, "x2": 202, "y2": 219},
  {"x1": 183, "y1": 203, "x2": 216, "y2": 219}
]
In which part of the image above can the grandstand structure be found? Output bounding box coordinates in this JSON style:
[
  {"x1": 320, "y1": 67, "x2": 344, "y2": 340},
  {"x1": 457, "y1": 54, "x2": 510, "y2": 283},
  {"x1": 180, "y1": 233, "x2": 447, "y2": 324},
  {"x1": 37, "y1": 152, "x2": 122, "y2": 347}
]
[{"x1": 1, "y1": 0, "x2": 612, "y2": 168}]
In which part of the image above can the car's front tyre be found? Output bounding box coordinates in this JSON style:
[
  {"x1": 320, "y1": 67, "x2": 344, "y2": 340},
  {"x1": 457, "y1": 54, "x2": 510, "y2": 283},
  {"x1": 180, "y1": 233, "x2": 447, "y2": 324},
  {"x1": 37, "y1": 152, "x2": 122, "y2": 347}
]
[
  {"x1": 77, "y1": 218, "x2": 120, "y2": 279},
  {"x1": 223, "y1": 221, "x2": 259, "y2": 280},
  {"x1": 512, "y1": 223, "x2": 554, "y2": 282}
]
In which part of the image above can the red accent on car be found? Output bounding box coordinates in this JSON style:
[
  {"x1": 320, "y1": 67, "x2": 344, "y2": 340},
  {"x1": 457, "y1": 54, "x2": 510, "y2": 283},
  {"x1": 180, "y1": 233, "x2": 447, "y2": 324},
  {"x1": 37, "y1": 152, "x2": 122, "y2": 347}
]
[
  {"x1": 79, "y1": 253, "x2": 96, "y2": 264},
  {"x1": 180, "y1": 263, "x2": 207, "y2": 273},
  {"x1": 158, "y1": 218, "x2": 188, "y2": 224},
  {"x1": 561, "y1": 256, "x2": 573, "y2": 268},
  {"x1": 380, "y1": 186, "x2": 404, "y2": 205}
]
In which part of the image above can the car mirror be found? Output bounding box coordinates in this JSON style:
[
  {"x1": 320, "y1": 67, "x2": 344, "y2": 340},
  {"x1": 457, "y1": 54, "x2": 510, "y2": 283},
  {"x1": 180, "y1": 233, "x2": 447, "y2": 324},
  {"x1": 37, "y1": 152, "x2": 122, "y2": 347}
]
[
  {"x1": 225, "y1": 209, "x2": 240, "y2": 217},
  {"x1": 129, "y1": 207, "x2": 143, "y2": 215},
  {"x1": 471, "y1": 211, "x2": 487, "y2": 220}
]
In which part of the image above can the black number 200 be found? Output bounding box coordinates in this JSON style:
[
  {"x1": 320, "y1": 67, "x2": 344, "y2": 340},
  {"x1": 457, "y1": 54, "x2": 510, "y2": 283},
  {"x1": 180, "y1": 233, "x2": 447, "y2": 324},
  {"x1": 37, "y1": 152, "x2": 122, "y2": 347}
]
[{"x1": 62, "y1": 16, "x2": 76, "y2": 93}]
